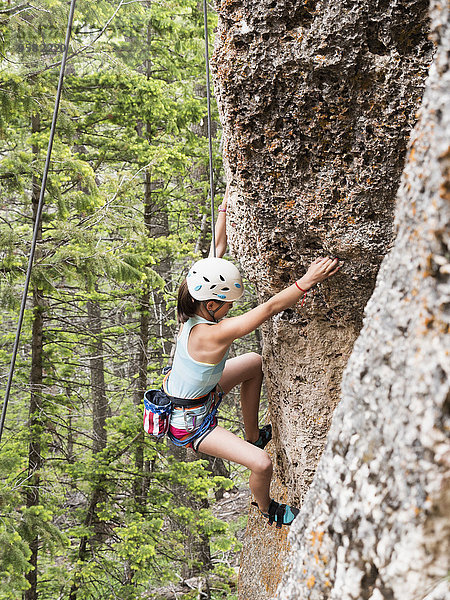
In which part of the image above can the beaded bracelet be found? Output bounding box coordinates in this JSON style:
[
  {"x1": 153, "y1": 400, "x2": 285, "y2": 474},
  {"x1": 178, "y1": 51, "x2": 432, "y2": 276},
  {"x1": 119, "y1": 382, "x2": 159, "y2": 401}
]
[{"x1": 218, "y1": 207, "x2": 226, "y2": 213}]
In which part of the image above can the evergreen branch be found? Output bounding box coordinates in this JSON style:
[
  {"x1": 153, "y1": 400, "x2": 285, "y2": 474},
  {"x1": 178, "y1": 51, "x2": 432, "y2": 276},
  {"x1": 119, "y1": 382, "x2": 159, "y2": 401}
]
[
  {"x1": 0, "y1": 172, "x2": 25, "y2": 179},
  {"x1": 0, "y1": 2, "x2": 42, "y2": 16},
  {"x1": 25, "y1": 0, "x2": 127, "y2": 79}
]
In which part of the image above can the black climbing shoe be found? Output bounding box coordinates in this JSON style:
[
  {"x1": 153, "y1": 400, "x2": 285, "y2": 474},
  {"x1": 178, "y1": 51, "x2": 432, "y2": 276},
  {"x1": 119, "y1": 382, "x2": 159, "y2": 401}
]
[
  {"x1": 248, "y1": 424, "x2": 272, "y2": 449},
  {"x1": 252, "y1": 499, "x2": 299, "y2": 528}
]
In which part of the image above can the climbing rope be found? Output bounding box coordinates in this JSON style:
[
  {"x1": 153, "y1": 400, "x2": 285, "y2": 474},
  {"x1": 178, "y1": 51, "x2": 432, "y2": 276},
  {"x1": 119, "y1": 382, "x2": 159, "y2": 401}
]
[
  {"x1": 0, "y1": 0, "x2": 77, "y2": 445},
  {"x1": 202, "y1": 0, "x2": 216, "y2": 257}
]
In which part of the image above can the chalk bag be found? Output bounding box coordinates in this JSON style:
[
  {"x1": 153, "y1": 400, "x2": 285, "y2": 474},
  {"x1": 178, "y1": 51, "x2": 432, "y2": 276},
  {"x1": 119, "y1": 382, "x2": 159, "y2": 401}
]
[{"x1": 143, "y1": 389, "x2": 172, "y2": 439}]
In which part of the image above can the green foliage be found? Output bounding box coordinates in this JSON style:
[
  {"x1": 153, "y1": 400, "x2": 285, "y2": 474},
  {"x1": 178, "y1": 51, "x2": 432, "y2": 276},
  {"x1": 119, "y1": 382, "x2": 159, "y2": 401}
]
[
  {"x1": 0, "y1": 0, "x2": 253, "y2": 598},
  {"x1": 0, "y1": 529, "x2": 31, "y2": 595}
]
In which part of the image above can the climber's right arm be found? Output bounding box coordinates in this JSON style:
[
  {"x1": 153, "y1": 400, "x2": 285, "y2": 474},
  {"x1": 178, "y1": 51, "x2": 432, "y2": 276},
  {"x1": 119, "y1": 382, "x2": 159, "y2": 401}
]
[{"x1": 214, "y1": 257, "x2": 340, "y2": 343}]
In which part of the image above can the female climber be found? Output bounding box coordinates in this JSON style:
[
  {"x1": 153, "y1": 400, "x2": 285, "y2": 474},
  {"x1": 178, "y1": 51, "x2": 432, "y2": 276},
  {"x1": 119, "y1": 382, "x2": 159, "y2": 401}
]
[{"x1": 164, "y1": 185, "x2": 340, "y2": 528}]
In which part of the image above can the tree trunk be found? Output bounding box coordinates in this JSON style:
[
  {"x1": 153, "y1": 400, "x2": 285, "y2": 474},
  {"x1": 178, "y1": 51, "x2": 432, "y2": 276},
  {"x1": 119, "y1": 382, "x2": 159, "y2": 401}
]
[
  {"x1": 169, "y1": 444, "x2": 213, "y2": 586},
  {"x1": 212, "y1": 0, "x2": 433, "y2": 597},
  {"x1": 66, "y1": 388, "x2": 74, "y2": 464},
  {"x1": 24, "y1": 291, "x2": 44, "y2": 600},
  {"x1": 131, "y1": 165, "x2": 168, "y2": 511},
  {"x1": 132, "y1": 14, "x2": 155, "y2": 517},
  {"x1": 132, "y1": 281, "x2": 150, "y2": 509},
  {"x1": 24, "y1": 112, "x2": 43, "y2": 600},
  {"x1": 68, "y1": 299, "x2": 108, "y2": 600},
  {"x1": 88, "y1": 299, "x2": 108, "y2": 455}
]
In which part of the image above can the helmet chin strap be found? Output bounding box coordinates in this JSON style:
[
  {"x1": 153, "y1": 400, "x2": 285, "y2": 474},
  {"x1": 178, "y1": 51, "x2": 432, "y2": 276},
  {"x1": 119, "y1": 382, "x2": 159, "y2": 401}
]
[{"x1": 203, "y1": 300, "x2": 225, "y2": 323}]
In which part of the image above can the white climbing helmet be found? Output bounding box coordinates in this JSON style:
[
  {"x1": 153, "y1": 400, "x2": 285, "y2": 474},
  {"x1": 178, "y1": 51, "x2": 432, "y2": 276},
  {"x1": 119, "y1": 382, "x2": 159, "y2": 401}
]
[{"x1": 187, "y1": 257, "x2": 244, "y2": 302}]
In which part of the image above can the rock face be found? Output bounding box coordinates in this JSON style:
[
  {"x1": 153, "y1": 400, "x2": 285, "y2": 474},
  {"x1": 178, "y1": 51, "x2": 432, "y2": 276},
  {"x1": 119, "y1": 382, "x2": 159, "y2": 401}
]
[
  {"x1": 212, "y1": 0, "x2": 433, "y2": 597},
  {"x1": 274, "y1": 1, "x2": 450, "y2": 597}
]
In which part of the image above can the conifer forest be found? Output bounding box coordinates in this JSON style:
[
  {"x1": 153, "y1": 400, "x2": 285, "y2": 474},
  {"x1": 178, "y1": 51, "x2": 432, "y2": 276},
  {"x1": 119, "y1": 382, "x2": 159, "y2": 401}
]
[{"x1": 0, "y1": 2, "x2": 251, "y2": 598}]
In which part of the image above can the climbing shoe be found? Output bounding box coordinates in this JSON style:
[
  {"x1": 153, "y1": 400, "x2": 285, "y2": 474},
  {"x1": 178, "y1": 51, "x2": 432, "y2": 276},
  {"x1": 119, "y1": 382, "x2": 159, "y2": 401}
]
[
  {"x1": 252, "y1": 499, "x2": 299, "y2": 528},
  {"x1": 248, "y1": 424, "x2": 272, "y2": 449}
]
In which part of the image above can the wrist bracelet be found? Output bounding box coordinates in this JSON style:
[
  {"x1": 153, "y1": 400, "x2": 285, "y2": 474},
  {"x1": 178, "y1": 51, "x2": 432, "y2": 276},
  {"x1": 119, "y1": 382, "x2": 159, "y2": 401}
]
[
  {"x1": 218, "y1": 208, "x2": 226, "y2": 213},
  {"x1": 295, "y1": 281, "x2": 308, "y2": 307}
]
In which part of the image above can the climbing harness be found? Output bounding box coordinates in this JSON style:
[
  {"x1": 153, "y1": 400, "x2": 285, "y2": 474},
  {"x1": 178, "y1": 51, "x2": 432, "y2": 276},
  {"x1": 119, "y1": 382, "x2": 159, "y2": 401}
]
[
  {"x1": 0, "y1": 0, "x2": 77, "y2": 445},
  {"x1": 202, "y1": 0, "x2": 217, "y2": 257},
  {"x1": 167, "y1": 388, "x2": 223, "y2": 450},
  {"x1": 252, "y1": 499, "x2": 300, "y2": 529},
  {"x1": 143, "y1": 367, "x2": 223, "y2": 450}
]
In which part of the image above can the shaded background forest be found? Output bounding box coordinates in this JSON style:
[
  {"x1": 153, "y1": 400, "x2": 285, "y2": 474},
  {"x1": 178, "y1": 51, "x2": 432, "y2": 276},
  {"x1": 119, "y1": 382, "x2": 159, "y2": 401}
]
[{"x1": 0, "y1": 1, "x2": 260, "y2": 598}]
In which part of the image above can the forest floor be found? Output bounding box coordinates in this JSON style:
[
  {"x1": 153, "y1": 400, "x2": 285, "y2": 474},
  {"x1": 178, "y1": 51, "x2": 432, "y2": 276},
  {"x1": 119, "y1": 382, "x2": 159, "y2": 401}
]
[
  {"x1": 211, "y1": 487, "x2": 250, "y2": 531},
  {"x1": 211, "y1": 486, "x2": 251, "y2": 565}
]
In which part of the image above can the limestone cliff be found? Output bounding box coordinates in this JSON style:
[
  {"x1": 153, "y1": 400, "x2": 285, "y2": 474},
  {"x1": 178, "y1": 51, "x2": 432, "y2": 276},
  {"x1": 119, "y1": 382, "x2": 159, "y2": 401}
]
[
  {"x1": 275, "y1": 0, "x2": 450, "y2": 596},
  {"x1": 212, "y1": 0, "x2": 438, "y2": 598}
]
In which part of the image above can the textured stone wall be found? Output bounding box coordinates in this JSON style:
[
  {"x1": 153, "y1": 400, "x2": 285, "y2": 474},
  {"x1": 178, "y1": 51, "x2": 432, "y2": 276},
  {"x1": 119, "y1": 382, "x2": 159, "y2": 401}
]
[
  {"x1": 275, "y1": 1, "x2": 450, "y2": 597},
  {"x1": 212, "y1": 0, "x2": 433, "y2": 597}
]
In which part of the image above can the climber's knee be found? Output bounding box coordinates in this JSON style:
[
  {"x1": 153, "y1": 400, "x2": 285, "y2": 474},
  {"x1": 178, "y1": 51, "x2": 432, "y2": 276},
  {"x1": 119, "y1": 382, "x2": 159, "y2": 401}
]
[
  {"x1": 250, "y1": 351, "x2": 262, "y2": 368},
  {"x1": 220, "y1": 353, "x2": 263, "y2": 394},
  {"x1": 252, "y1": 451, "x2": 273, "y2": 477},
  {"x1": 247, "y1": 352, "x2": 263, "y2": 377}
]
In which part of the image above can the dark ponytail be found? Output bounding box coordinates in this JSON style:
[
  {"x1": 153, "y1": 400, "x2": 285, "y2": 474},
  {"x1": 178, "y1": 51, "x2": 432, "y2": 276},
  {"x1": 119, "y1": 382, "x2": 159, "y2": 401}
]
[{"x1": 177, "y1": 279, "x2": 201, "y2": 323}]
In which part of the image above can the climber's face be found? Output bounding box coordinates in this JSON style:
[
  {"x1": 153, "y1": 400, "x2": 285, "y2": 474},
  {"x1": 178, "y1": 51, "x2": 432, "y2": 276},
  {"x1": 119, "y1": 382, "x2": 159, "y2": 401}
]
[
  {"x1": 205, "y1": 300, "x2": 233, "y2": 319},
  {"x1": 219, "y1": 301, "x2": 233, "y2": 317}
]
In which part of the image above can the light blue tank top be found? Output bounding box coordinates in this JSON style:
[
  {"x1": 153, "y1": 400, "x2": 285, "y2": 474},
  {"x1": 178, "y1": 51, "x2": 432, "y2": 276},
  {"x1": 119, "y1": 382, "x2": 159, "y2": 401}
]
[{"x1": 165, "y1": 315, "x2": 229, "y2": 399}]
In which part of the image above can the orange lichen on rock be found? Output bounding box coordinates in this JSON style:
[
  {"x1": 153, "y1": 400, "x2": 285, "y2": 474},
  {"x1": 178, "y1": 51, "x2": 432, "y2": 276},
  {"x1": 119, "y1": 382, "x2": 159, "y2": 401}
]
[{"x1": 310, "y1": 530, "x2": 324, "y2": 546}]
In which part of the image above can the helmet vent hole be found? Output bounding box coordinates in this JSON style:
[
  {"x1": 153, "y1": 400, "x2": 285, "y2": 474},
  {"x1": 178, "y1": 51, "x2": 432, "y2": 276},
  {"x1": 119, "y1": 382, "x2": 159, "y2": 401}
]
[
  {"x1": 219, "y1": 275, "x2": 225, "y2": 281},
  {"x1": 221, "y1": 287, "x2": 230, "y2": 292},
  {"x1": 203, "y1": 276, "x2": 210, "y2": 282},
  {"x1": 210, "y1": 285, "x2": 217, "y2": 289}
]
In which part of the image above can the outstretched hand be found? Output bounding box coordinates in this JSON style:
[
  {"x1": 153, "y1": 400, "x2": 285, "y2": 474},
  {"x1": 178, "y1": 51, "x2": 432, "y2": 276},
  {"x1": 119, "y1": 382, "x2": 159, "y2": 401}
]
[
  {"x1": 218, "y1": 198, "x2": 228, "y2": 212},
  {"x1": 218, "y1": 186, "x2": 228, "y2": 212},
  {"x1": 301, "y1": 257, "x2": 340, "y2": 289}
]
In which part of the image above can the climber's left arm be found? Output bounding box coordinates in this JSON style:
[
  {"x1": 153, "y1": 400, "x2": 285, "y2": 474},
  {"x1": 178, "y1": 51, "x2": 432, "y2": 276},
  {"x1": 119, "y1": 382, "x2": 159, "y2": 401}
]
[{"x1": 209, "y1": 184, "x2": 229, "y2": 258}]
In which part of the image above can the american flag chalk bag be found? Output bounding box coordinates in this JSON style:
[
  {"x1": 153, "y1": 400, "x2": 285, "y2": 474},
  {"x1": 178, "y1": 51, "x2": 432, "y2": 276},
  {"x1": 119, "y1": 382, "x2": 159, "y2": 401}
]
[{"x1": 143, "y1": 389, "x2": 172, "y2": 439}]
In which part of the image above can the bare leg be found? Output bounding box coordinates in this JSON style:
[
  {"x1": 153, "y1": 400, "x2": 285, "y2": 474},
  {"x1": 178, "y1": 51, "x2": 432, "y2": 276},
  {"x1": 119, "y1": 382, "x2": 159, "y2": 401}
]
[
  {"x1": 197, "y1": 425, "x2": 272, "y2": 512},
  {"x1": 219, "y1": 352, "x2": 263, "y2": 443}
]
